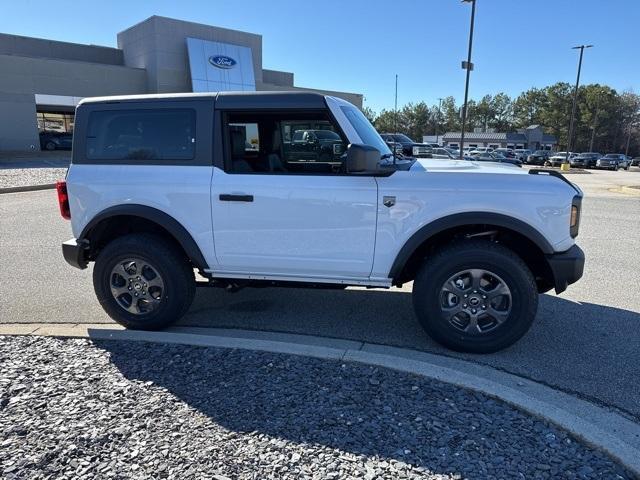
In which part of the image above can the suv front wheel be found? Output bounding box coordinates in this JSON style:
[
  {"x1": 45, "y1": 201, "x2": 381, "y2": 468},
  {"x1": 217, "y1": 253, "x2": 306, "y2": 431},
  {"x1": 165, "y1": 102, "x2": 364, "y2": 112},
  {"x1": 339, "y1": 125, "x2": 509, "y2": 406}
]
[
  {"x1": 93, "y1": 234, "x2": 196, "y2": 330},
  {"x1": 412, "y1": 240, "x2": 538, "y2": 353}
]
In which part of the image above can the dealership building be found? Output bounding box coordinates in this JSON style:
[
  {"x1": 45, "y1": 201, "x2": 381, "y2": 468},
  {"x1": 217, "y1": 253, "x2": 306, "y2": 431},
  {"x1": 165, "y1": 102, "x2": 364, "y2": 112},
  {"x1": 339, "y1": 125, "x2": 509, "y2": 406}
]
[
  {"x1": 0, "y1": 15, "x2": 363, "y2": 152},
  {"x1": 440, "y1": 125, "x2": 557, "y2": 151}
]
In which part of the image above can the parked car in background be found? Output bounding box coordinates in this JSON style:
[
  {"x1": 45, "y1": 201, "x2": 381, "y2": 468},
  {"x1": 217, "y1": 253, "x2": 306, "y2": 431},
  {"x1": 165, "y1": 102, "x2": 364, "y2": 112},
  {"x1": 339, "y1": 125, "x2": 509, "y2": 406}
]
[
  {"x1": 547, "y1": 152, "x2": 577, "y2": 167},
  {"x1": 445, "y1": 147, "x2": 461, "y2": 157},
  {"x1": 471, "y1": 152, "x2": 523, "y2": 167},
  {"x1": 527, "y1": 150, "x2": 552, "y2": 165},
  {"x1": 514, "y1": 149, "x2": 532, "y2": 162},
  {"x1": 597, "y1": 153, "x2": 630, "y2": 170},
  {"x1": 385, "y1": 141, "x2": 405, "y2": 157},
  {"x1": 570, "y1": 152, "x2": 601, "y2": 169},
  {"x1": 39, "y1": 131, "x2": 73, "y2": 151},
  {"x1": 469, "y1": 147, "x2": 494, "y2": 155},
  {"x1": 494, "y1": 148, "x2": 515, "y2": 158},
  {"x1": 380, "y1": 133, "x2": 433, "y2": 158},
  {"x1": 428, "y1": 148, "x2": 457, "y2": 159},
  {"x1": 288, "y1": 129, "x2": 345, "y2": 165},
  {"x1": 631, "y1": 157, "x2": 640, "y2": 166}
]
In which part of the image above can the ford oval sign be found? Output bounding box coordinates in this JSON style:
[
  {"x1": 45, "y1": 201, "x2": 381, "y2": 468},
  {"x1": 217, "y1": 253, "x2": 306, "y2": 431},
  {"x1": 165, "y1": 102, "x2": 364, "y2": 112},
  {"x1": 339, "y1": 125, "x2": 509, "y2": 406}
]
[{"x1": 209, "y1": 55, "x2": 237, "y2": 69}]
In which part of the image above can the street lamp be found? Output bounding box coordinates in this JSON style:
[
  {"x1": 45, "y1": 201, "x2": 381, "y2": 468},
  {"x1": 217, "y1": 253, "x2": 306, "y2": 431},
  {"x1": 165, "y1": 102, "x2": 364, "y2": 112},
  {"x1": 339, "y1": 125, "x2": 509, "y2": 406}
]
[
  {"x1": 394, "y1": 74, "x2": 399, "y2": 134},
  {"x1": 565, "y1": 44, "x2": 593, "y2": 164},
  {"x1": 459, "y1": 0, "x2": 476, "y2": 159},
  {"x1": 435, "y1": 97, "x2": 443, "y2": 144}
]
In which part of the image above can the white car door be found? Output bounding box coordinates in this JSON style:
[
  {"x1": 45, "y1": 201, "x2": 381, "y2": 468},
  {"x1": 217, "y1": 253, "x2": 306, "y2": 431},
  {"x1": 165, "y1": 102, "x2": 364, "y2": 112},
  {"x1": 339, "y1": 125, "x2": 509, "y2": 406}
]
[{"x1": 210, "y1": 109, "x2": 378, "y2": 281}]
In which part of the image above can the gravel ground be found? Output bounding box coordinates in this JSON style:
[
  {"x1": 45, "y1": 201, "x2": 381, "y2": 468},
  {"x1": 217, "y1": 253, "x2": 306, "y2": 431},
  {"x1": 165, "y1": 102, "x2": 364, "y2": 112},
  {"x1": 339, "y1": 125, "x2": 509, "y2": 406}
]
[
  {"x1": 0, "y1": 336, "x2": 632, "y2": 480},
  {"x1": 0, "y1": 168, "x2": 67, "y2": 188}
]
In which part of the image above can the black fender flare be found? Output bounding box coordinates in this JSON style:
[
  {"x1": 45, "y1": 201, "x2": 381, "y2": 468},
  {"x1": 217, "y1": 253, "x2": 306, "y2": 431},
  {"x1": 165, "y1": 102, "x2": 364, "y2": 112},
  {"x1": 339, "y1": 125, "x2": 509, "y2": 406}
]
[
  {"x1": 79, "y1": 204, "x2": 209, "y2": 270},
  {"x1": 388, "y1": 212, "x2": 555, "y2": 280}
]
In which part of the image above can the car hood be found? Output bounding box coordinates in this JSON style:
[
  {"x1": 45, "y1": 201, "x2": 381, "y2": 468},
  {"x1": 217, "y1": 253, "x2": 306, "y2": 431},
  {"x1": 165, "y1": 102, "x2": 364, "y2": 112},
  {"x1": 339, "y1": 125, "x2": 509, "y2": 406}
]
[{"x1": 410, "y1": 158, "x2": 527, "y2": 175}]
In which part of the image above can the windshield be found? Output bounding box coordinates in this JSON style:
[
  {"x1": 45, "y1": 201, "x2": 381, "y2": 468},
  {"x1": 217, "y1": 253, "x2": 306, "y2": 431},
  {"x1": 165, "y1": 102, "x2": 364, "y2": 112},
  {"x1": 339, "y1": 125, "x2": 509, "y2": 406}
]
[
  {"x1": 340, "y1": 106, "x2": 391, "y2": 154},
  {"x1": 393, "y1": 134, "x2": 414, "y2": 143},
  {"x1": 604, "y1": 154, "x2": 620, "y2": 158},
  {"x1": 534, "y1": 150, "x2": 546, "y2": 155}
]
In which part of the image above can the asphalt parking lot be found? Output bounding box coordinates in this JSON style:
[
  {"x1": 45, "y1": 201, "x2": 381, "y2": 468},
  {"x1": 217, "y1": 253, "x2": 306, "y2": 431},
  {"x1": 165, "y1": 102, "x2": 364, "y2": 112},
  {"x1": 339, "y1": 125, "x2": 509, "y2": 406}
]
[{"x1": 1, "y1": 169, "x2": 639, "y2": 419}]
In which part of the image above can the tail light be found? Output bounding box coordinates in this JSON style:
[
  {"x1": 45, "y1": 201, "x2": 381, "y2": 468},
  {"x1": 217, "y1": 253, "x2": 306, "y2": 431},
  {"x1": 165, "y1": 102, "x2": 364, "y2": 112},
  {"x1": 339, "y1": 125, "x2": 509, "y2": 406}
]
[
  {"x1": 570, "y1": 195, "x2": 581, "y2": 238},
  {"x1": 56, "y1": 181, "x2": 71, "y2": 220}
]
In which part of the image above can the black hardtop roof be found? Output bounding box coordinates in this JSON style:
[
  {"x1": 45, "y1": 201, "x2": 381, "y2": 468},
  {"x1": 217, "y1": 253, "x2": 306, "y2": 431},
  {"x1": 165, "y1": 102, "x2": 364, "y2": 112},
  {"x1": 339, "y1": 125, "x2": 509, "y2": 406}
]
[{"x1": 78, "y1": 91, "x2": 329, "y2": 110}]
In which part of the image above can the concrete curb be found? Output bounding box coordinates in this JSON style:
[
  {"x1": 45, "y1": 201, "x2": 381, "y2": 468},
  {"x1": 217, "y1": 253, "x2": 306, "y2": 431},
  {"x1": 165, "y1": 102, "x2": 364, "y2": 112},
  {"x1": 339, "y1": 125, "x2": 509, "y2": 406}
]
[
  {"x1": 0, "y1": 183, "x2": 56, "y2": 194},
  {"x1": 2, "y1": 323, "x2": 639, "y2": 476}
]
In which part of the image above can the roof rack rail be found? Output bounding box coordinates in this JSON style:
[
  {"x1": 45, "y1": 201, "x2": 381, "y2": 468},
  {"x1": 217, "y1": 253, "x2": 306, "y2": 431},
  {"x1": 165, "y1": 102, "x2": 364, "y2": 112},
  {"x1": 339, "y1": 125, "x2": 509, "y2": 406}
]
[{"x1": 528, "y1": 168, "x2": 581, "y2": 194}]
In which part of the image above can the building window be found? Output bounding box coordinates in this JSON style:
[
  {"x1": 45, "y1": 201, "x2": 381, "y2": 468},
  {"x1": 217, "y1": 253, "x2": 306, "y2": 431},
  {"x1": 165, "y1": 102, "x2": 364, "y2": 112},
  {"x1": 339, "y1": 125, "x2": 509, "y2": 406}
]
[
  {"x1": 37, "y1": 112, "x2": 75, "y2": 133},
  {"x1": 448, "y1": 143, "x2": 459, "y2": 148},
  {"x1": 468, "y1": 144, "x2": 478, "y2": 148},
  {"x1": 489, "y1": 144, "x2": 500, "y2": 149}
]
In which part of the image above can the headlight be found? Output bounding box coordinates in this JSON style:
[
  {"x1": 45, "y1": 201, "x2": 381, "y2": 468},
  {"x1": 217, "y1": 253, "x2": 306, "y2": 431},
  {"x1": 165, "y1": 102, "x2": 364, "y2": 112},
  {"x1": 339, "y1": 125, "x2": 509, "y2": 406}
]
[{"x1": 412, "y1": 146, "x2": 420, "y2": 156}]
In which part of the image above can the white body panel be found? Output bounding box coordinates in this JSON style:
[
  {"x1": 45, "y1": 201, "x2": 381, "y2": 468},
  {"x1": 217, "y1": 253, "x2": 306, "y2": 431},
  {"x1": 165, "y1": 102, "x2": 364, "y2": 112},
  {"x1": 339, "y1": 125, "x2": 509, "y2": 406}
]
[
  {"x1": 371, "y1": 159, "x2": 576, "y2": 278},
  {"x1": 210, "y1": 167, "x2": 378, "y2": 278},
  {"x1": 67, "y1": 164, "x2": 218, "y2": 269}
]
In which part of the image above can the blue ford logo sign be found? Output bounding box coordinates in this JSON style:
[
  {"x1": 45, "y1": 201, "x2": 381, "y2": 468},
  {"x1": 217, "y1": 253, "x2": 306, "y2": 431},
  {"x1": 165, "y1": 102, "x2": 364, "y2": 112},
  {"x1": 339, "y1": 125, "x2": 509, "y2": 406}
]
[{"x1": 209, "y1": 55, "x2": 237, "y2": 69}]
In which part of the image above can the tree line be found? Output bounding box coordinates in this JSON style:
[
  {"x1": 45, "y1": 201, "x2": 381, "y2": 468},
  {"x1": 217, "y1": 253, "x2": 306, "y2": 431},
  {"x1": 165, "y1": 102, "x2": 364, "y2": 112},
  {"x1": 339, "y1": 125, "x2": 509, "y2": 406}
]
[{"x1": 363, "y1": 83, "x2": 640, "y2": 156}]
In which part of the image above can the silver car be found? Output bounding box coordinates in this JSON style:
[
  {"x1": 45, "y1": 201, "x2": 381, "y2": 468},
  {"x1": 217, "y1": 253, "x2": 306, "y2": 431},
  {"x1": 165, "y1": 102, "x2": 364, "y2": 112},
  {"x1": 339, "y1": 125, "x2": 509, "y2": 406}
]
[{"x1": 597, "y1": 154, "x2": 630, "y2": 170}]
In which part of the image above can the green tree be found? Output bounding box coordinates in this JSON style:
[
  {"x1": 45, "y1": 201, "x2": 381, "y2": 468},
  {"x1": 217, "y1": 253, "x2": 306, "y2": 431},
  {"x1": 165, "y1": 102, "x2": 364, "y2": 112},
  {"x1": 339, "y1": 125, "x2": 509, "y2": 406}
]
[
  {"x1": 512, "y1": 88, "x2": 545, "y2": 127},
  {"x1": 491, "y1": 93, "x2": 514, "y2": 131},
  {"x1": 401, "y1": 102, "x2": 431, "y2": 141},
  {"x1": 538, "y1": 82, "x2": 574, "y2": 149},
  {"x1": 440, "y1": 96, "x2": 461, "y2": 132},
  {"x1": 361, "y1": 105, "x2": 377, "y2": 124}
]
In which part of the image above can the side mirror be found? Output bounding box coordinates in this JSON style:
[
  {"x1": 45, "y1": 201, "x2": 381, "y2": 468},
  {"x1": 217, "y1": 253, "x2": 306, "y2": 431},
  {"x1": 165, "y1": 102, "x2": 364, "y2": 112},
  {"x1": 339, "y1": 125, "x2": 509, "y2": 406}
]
[{"x1": 346, "y1": 143, "x2": 381, "y2": 173}]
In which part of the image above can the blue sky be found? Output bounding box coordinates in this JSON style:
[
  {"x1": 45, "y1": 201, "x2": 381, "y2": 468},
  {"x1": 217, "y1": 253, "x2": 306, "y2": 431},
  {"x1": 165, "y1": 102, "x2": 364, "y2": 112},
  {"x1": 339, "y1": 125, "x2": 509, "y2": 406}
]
[{"x1": 3, "y1": 0, "x2": 639, "y2": 112}]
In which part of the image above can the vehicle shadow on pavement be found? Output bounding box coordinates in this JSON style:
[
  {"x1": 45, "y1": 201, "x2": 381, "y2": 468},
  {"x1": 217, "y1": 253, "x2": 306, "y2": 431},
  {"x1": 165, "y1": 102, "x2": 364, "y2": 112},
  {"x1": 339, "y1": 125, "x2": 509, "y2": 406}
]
[
  {"x1": 92, "y1": 337, "x2": 634, "y2": 478},
  {"x1": 177, "y1": 286, "x2": 640, "y2": 419},
  {"x1": 90, "y1": 288, "x2": 639, "y2": 478}
]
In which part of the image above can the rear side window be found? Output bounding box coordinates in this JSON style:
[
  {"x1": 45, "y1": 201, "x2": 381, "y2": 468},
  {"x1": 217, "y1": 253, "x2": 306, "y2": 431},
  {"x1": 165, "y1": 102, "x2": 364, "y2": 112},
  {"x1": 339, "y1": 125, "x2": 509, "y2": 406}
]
[{"x1": 86, "y1": 109, "x2": 196, "y2": 161}]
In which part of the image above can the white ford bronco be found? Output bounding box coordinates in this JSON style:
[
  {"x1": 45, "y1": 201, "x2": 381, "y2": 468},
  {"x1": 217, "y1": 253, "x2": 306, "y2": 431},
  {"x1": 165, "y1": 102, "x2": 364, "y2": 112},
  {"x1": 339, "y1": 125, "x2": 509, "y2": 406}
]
[{"x1": 59, "y1": 92, "x2": 584, "y2": 353}]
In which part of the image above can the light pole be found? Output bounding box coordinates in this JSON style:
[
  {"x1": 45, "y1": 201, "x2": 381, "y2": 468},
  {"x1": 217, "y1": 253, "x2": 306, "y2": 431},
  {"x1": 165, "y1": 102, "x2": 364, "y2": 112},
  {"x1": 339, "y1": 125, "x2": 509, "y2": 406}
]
[
  {"x1": 625, "y1": 125, "x2": 633, "y2": 157},
  {"x1": 394, "y1": 74, "x2": 398, "y2": 134},
  {"x1": 565, "y1": 44, "x2": 593, "y2": 164},
  {"x1": 459, "y1": 0, "x2": 476, "y2": 159},
  {"x1": 435, "y1": 97, "x2": 443, "y2": 144},
  {"x1": 589, "y1": 109, "x2": 598, "y2": 152}
]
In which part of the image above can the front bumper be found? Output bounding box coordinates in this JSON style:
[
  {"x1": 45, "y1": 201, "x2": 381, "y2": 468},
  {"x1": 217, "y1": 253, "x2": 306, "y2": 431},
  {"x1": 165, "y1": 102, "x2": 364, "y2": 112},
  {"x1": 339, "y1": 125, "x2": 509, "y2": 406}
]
[
  {"x1": 596, "y1": 162, "x2": 616, "y2": 169},
  {"x1": 546, "y1": 244, "x2": 585, "y2": 294},
  {"x1": 62, "y1": 238, "x2": 88, "y2": 269}
]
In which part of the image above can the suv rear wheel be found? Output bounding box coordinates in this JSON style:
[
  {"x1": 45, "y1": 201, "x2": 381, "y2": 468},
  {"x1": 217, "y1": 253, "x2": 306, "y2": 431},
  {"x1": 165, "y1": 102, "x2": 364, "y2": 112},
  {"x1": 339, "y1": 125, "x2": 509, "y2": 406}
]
[
  {"x1": 412, "y1": 240, "x2": 538, "y2": 353},
  {"x1": 93, "y1": 234, "x2": 195, "y2": 330}
]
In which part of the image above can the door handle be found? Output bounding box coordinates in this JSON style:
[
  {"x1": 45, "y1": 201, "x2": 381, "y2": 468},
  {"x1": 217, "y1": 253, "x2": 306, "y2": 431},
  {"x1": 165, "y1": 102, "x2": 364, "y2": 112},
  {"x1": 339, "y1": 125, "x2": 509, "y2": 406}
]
[{"x1": 219, "y1": 194, "x2": 254, "y2": 202}]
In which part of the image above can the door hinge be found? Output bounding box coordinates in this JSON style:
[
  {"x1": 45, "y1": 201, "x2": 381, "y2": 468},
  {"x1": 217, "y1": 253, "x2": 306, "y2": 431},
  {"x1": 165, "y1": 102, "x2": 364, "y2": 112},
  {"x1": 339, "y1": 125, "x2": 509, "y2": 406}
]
[{"x1": 383, "y1": 196, "x2": 396, "y2": 208}]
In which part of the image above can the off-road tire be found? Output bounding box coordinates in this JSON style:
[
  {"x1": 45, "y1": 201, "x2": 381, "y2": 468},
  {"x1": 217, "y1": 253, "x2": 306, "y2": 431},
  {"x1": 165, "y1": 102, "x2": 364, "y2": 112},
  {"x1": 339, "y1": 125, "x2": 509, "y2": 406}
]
[
  {"x1": 93, "y1": 234, "x2": 195, "y2": 330},
  {"x1": 412, "y1": 240, "x2": 538, "y2": 353}
]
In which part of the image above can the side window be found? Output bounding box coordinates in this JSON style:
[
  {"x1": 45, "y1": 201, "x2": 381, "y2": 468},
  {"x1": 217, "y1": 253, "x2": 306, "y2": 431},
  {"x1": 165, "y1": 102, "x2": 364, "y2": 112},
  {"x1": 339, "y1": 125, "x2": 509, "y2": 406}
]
[
  {"x1": 86, "y1": 109, "x2": 196, "y2": 161},
  {"x1": 223, "y1": 112, "x2": 347, "y2": 174}
]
